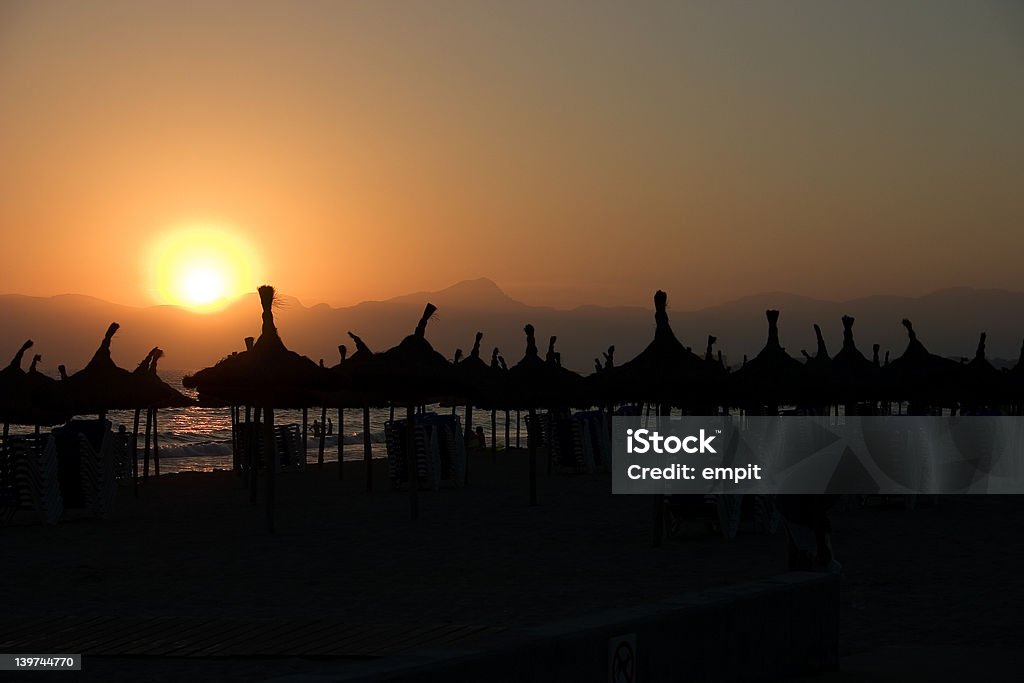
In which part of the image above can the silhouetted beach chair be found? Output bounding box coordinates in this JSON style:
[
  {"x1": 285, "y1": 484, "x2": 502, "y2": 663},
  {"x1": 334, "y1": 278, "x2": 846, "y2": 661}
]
[
  {"x1": 418, "y1": 413, "x2": 466, "y2": 487},
  {"x1": 548, "y1": 413, "x2": 584, "y2": 473},
  {"x1": 385, "y1": 416, "x2": 429, "y2": 488},
  {"x1": 274, "y1": 424, "x2": 303, "y2": 471},
  {"x1": 53, "y1": 419, "x2": 116, "y2": 518},
  {"x1": 12, "y1": 433, "x2": 63, "y2": 525},
  {"x1": 77, "y1": 432, "x2": 117, "y2": 518},
  {"x1": 572, "y1": 410, "x2": 611, "y2": 471},
  {"x1": 385, "y1": 413, "x2": 465, "y2": 490}
]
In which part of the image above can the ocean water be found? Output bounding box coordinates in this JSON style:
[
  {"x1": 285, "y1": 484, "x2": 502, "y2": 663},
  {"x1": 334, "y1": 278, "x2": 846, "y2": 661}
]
[{"x1": 9, "y1": 372, "x2": 516, "y2": 474}]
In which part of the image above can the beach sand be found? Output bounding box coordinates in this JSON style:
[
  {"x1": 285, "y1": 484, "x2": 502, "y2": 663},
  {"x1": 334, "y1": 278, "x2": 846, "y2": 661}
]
[{"x1": 4, "y1": 450, "x2": 1022, "y2": 680}]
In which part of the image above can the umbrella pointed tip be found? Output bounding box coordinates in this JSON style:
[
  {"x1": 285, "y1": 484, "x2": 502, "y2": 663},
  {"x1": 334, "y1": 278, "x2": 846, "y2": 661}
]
[
  {"x1": 10, "y1": 339, "x2": 34, "y2": 369},
  {"x1": 901, "y1": 319, "x2": 915, "y2": 340},
  {"x1": 258, "y1": 285, "x2": 275, "y2": 307},
  {"x1": 415, "y1": 303, "x2": 437, "y2": 337}
]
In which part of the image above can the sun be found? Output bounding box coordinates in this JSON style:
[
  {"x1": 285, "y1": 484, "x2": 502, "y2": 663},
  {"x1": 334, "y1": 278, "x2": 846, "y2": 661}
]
[{"x1": 146, "y1": 225, "x2": 262, "y2": 312}]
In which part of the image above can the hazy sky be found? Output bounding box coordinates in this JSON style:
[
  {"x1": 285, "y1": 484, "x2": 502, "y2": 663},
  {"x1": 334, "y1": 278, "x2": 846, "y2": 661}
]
[{"x1": 2, "y1": 0, "x2": 1022, "y2": 310}]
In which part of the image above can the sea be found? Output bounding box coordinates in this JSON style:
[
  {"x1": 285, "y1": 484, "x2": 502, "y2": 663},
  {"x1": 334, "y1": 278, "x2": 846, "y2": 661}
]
[{"x1": 9, "y1": 372, "x2": 514, "y2": 474}]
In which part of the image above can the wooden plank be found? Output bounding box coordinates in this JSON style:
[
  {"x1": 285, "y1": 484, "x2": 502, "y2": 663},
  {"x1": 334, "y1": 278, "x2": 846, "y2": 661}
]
[
  {"x1": 360, "y1": 623, "x2": 458, "y2": 656},
  {"x1": 261, "y1": 619, "x2": 342, "y2": 656},
  {"x1": 188, "y1": 619, "x2": 289, "y2": 658},
  {"x1": 114, "y1": 618, "x2": 227, "y2": 657}
]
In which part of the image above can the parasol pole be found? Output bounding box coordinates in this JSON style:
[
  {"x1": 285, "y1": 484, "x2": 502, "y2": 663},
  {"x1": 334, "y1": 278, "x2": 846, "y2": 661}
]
[
  {"x1": 244, "y1": 405, "x2": 252, "y2": 484},
  {"x1": 1, "y1": 422, "x2": 8, "y2": 486},
  {"x1": 302, "y1": 407, "x2": 309, "y2": 467},
  {"x1": 250, "y1": 407, "x2": 261, "y2": 504},
  {"x1": 337, "y1": 407, "x2": 344, "y2": 480},
  {"x1": 528, "y1": 406, "x2": 538, "y2": 506},
  {"x1": 406, "y1": 404, "x2": 419, "y2": 520},
  {"x1": 464, "y1": 404, "x2": 474, "y2": 449},
  {"x1": 230, "y1": 406, "x2": 239, "y2": 474},
  {"x1": 131, "y1": 409, "x2": 140, "y2": 496},
  {"x1": 264, "y1": 405, "x2": 276, "y2": 532},
  {"x1": 318, "y1": 404, "x2": 327, "y2": 468},
  {"x1": 363, "y1": 406, "x2": 372, "y2": 492},
  {"x1": 142, "y1": 406, "x2": 152, "y2": 480},
  {"x1": 152, "y1": 408, "x2": 160, "y2": 477},
  {"x1": 491, "y1": 409, "x2": 497, "y2": 462}
]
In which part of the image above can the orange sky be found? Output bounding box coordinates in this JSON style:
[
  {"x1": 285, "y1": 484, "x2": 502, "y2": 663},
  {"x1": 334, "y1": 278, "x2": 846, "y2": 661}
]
[{"x1": 1, "y1": 1, "x2": 1023, "y2": 311}]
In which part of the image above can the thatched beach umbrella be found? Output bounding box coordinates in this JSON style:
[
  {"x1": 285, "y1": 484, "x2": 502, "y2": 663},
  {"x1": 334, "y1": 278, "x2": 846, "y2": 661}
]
[
  {"x1": 349, "y1": 304, "x2": 454, "y2": 519},
  {"x1": 1, "y1": 341, "x2": 38, "y2": 426},
  {"x1": 830, "y1": 316, "x2": 876, "y2": 414},
  {"x1": 1009, "y1": 340, "x2": 1024, "y2": 415},
  {"x1": 184, "y1": 285, "x2": 338, "y2": 531},
  {"x1": 23, "y1": 354, "x2": 70, "y2": 428},
  {"x1": 506, "y1": 324, "x2": 584, "y2": 506},
  {"x1": 600, "y1": 291, "x2": 712, "y2": 412},
  {"x1": 882, "y1": 319, "x2": 963, "y2": 412},
  {"x1": 61, "y1": 328, "x2": 192, "y2": 495},
  {"x1": 135, "y1": 348, "x2": 193, "y2": 479},
  {"x1": 962, "y1": 333, "x2": 1005, "y2": 413},
  {"x1": 452, "y1": 332, "x2": 504, "y2": 464},
  {"x1": 1, "y1": 341, "x2": 36, "y2": 483},
  {"x1": 63, "y1": 324, "x2": 164, "y2": 416},
  {"x1": 330, "y1": 333, "x2": 379, "y2": 488},
  {"x1": 730, "y1": 310, "x2": 807, "y2": 414},
  {"x1": 800, "y1": 324, "x2": 832, "y2": 412}
]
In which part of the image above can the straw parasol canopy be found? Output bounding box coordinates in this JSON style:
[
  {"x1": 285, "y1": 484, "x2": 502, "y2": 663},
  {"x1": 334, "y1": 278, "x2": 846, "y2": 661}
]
[
  {"x1": 347, "y1": 304, "x2": 454, "y2": 520},
  {"x1": 505, "y1": 324, "x2": 583, "y2": 410},
  {"x1": 800, "y1": 324, "x2": 833, "y2": 407},
  {"x1": 134, "y1": 348, "x2": 193, "y2": 409},
  {"x1": 0, "y1": 341, "x2": 37, "y2": 424},
  {"x1": 830, "y1": 316, "x2": 875, "y2": 409},
  {"x1": 598, "y1": 291, "x2": 711, "y2": 410},
  {"x1": 730, "y1": 310, "x2": 807, "y2": 411},
  {"x1": 453, "y1": 332, "x2": 504, "y2": 409},
  {"x1": 22, "y1": 354, "x2": 70, "y2": 426},
  {"x1": 1009, "y1": 340, "x2": 1024, "y2": 410},
  {"x1": 961, "y1": 333, "x2": 1005, "y2": 411},
  {"x1": 327, "y1": 332, "x2": 380, "y2": 407},
  {"x1": 882, "y1": 319, "x2": 963, "y2": 409},
  {"x1": 183, "y1": 286, "x2": 338, "y2": 407},
  {"x1": 349, "y1": 304, "x2": 455, "y2": 406},
  {"x1": 64, "y1": 324, "x2": 184, "y2": 414}
]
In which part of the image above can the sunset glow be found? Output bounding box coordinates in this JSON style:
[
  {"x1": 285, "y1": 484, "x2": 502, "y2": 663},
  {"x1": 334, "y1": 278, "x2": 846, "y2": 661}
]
[{"x1": 147, "y1": 226, "x2": 261, "y2": 312}]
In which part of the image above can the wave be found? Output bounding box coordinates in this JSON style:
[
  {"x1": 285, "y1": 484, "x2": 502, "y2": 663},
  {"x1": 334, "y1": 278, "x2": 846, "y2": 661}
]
[
  {"x1": 156, "y1": 433, "x2": 386, "y2": 460},
  {"x1": 157, "y1": 442, "x2": 234, "y2": 460}
]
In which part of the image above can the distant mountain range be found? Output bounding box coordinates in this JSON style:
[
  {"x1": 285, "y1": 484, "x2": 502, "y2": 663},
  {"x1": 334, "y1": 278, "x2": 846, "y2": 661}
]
[{"x1": 2, "y1": 279, "x2": 1023, "y2": 376}]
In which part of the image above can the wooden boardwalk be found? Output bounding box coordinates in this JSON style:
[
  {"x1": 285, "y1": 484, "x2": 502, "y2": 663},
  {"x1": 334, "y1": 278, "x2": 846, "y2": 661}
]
[{"x1": 0, "y1": 616, "x2": 503, "y2": 658}]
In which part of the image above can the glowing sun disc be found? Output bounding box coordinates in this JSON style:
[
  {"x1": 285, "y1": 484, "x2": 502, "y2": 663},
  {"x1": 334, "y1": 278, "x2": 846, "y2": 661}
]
[{"x1": 146, "y1": 225, "x2": 261, "y2": 312}]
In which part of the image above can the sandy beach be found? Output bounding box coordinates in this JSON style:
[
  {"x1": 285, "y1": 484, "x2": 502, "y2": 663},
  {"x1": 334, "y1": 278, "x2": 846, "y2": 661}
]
[{"x1": 4, "y1": 449, "x2": 1023, "y2": 681}]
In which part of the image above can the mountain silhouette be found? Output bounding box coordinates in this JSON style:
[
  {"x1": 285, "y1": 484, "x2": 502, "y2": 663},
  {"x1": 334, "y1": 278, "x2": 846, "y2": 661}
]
[
  {"x1": 383, "y1": 278, "x2": 523, "y2": 310},
  {"x1": 2, "y1": 282, "x2": 1023, "y2": 376}
]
